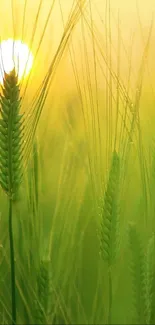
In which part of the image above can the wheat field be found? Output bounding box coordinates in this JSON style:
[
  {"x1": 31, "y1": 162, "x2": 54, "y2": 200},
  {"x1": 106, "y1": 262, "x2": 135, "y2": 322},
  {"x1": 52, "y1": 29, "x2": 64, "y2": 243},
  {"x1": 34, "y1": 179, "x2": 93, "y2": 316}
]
[{"x1": 0, "y1": 0, "x2": 155, "y2": 324}]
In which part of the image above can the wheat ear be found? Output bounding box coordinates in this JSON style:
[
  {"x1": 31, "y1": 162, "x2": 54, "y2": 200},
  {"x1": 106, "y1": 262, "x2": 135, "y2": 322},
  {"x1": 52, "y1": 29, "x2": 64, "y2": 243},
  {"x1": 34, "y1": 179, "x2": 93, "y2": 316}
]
[
  {"x1": 128, "y1": 223, "x2": 148, "y2": 324},
  {"x1": 35, "y1": 260, "x2": 50, "y2": 324},
  {"x1": 100, "y1": 150, "x2": 120, "y2": 324},
  {"x1": 0, "y1": 69, "x2": 24, "y2": 325}
]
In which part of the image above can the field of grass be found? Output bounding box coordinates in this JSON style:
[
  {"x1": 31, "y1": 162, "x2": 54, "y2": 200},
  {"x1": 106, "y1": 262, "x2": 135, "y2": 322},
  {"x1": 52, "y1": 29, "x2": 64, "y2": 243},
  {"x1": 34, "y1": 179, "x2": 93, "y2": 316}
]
[{"x1": 0, "y1": 0, "x2": 155, "y2": 324}]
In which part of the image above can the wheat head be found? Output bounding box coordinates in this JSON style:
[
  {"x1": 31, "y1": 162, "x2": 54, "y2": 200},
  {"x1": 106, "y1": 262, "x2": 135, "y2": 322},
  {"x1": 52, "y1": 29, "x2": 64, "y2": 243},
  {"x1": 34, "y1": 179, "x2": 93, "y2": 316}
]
[{"x1": 0, "y1": 69, "x2": 23, "y2": 199}]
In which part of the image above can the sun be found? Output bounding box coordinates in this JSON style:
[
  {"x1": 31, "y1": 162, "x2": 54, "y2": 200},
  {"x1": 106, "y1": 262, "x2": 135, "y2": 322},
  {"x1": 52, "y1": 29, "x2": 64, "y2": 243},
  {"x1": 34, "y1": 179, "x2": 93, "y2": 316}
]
[{"x1": 0, "y1": 39, "x2": 33, "y2": 84}]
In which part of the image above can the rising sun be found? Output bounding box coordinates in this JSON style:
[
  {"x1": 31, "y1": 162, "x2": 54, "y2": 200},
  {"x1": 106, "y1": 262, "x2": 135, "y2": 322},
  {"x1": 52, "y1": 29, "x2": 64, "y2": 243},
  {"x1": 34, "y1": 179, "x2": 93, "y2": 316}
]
[{"x1": 0, "y1": 39, "x2": 33, "y2": 84}]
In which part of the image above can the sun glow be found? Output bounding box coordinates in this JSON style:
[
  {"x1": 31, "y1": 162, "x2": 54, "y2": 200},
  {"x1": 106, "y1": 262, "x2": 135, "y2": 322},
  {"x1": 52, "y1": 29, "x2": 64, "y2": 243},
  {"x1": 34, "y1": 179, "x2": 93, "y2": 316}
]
[{"x1": 0, "y1": 39, "x2": 33, "y2": 84}]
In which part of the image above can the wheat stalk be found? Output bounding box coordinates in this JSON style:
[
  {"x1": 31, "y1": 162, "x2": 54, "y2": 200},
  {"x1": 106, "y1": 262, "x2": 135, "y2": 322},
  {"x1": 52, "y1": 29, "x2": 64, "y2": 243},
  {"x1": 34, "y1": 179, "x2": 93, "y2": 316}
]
[
  {"x1": 0, "y1": 68, "x2": 25, "y2": 325},
  {"x1": 35, "y1": 259, "x2": 50, "y2": 324},
  {"x1": 100, "y1": 150, "x2": 120, "y2": 324},
  {"x1": 0, "y1": 69, "x2": 23, "y2": 199},
  {"x1": 128, "y1": 223, "x2": 148, "y2": 324}
]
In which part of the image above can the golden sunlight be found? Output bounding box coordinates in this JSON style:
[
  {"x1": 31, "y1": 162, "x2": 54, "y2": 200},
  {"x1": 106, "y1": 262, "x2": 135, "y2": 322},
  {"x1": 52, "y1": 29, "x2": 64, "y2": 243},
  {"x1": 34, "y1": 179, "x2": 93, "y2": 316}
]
[{"x1": 0, "y1": 39, "x2": 33, "y2": 83}]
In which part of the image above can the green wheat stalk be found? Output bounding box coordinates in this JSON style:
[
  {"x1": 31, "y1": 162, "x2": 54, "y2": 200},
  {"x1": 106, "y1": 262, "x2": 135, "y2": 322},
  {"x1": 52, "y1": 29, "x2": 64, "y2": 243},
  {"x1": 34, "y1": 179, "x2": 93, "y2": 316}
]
[
  {"x1": 35, "y1": 259, "x2": 50, "y2": 324},
  {"x1": 0, "y1": 69, "x2": 24, "y2": 324},
  {"x1": 100, "y1": 150, "x2": 120, "y2": 324},
  {"x1": 128, "y1": 223, "x2": 148, "y2": 324}
]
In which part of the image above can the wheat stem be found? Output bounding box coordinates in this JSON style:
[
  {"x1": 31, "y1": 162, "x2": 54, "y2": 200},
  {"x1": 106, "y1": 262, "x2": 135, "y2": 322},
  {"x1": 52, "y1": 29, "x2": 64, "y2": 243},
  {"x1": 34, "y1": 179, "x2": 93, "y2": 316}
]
[{"x1": 8, "y1": 198, "x2": 16, "y2": 325}]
